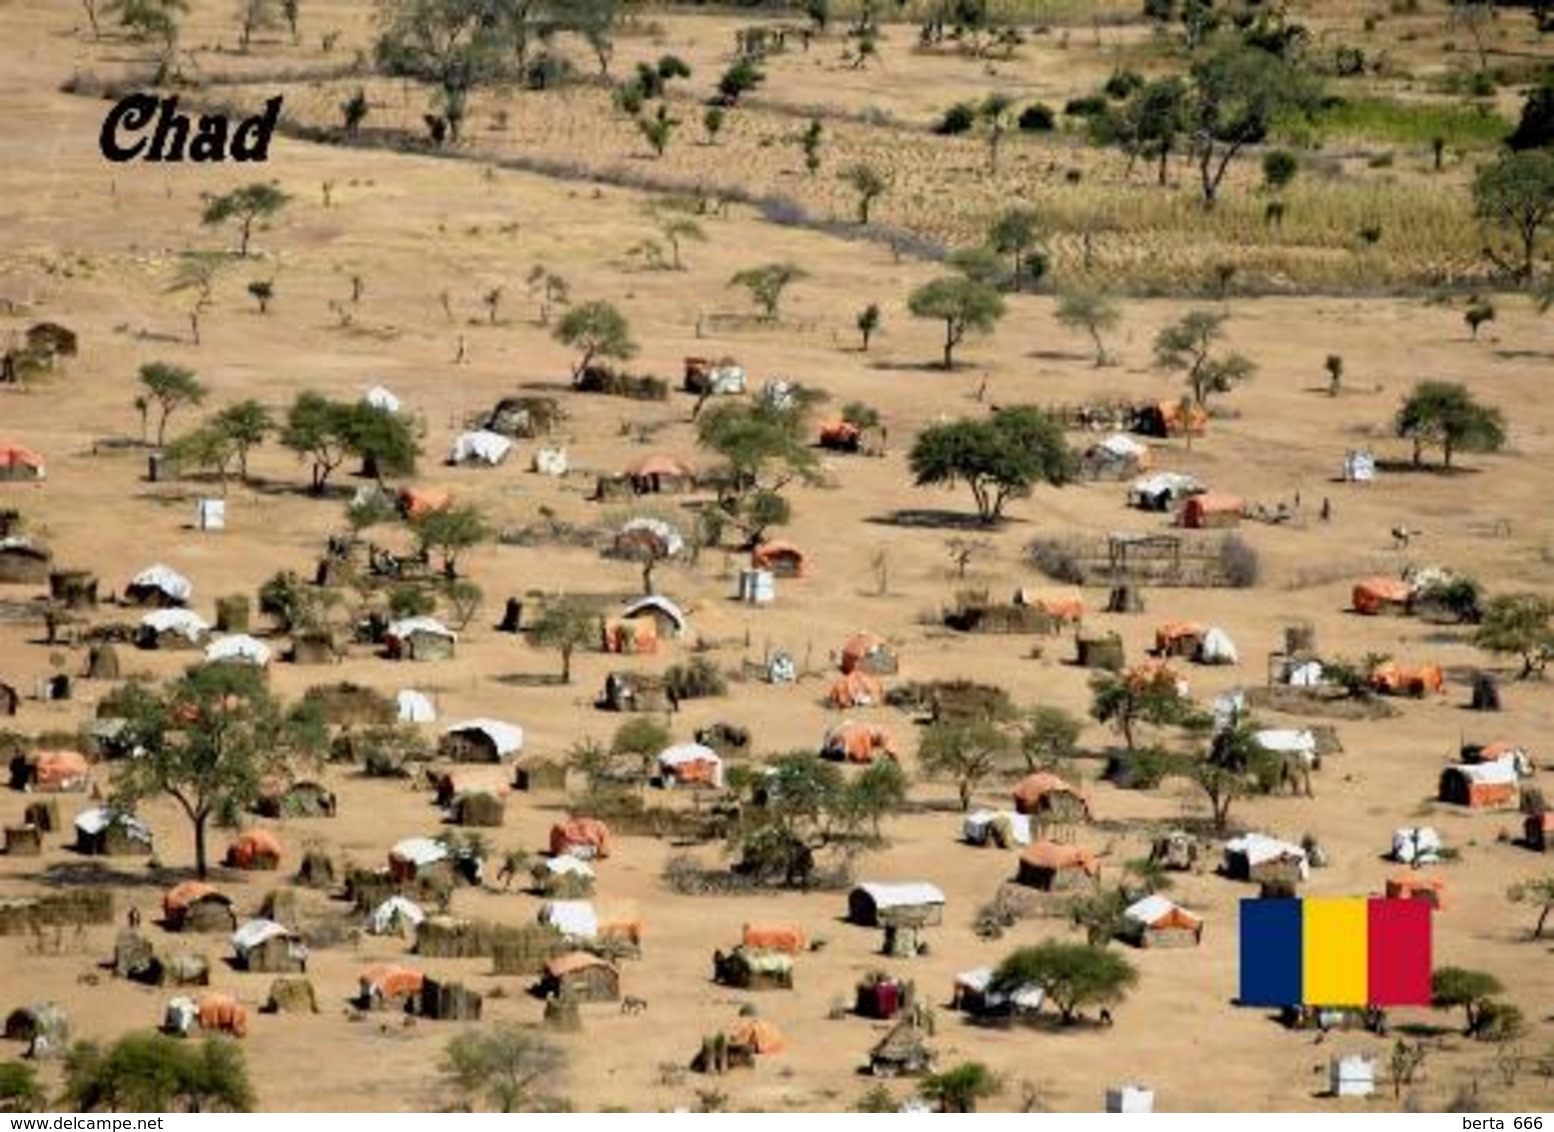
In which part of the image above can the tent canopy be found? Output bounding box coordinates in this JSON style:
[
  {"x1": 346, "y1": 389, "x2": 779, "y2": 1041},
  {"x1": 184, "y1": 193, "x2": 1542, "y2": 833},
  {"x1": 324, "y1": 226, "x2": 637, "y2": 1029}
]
[{"x1": 444, "y1": 718, "x2": 525, "y2": 757}]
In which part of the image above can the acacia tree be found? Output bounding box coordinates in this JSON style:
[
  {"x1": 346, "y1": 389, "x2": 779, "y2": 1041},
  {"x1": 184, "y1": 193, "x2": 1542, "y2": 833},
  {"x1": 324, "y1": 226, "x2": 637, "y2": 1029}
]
[
  {"x1": 201, "y1": 183, "x2": 290, "y2": 257},
  {"x1": 441, "y1": 1025, "x2": 565, "y2": 1113},
  {"x1": 554, "y1": 301, "x2": 636, "y2": 383},
  {"x1": 1089, "y1": 667, "x2": 1194, "y2": 751},
  {"x1": 920, "y1": 1064, "x2": 1000, "y2": 1114},
  {"x1": 1153, "y1": 309, "x2": 1256, "y2": 407},
  {"x1": 281, "y1": 392, "x2": 355, "y2": 494},
  {"x1": 65, "y1": 1033, "x2": 253, "y2": 1113},
  {"x1": 1188, "y1": 47, "x2": 1320, "y2": 207},
  {"x1": 375, "y1": 0, "x2": 503, "y2": 143},
  {"x1": 526, "y1": 598, "x2": 596, "y2": 684},
  {"x1": 979, "y1": 92, "x2": 1016, "y2": 173},
  {"x1": 1430, "y1": 967, "x2": 1504, "y2": 1036},
  {"x1": 210, "y1": 399, "x2": 273, "y2": 482},
  {"x1": 1473, "y1": 593, "x2": 1554, "y2": 678},
  {"x1": 1110, "y1": 76, "x2": 1189, "y2": 185},
  {"x1": 407, "y1": 502, "x2": 488, "y2": 578},
  {"x1": 1507, "y1": 876, "x2": 1554, "y2": 939},
  {"x1": 908, "y1": 406, "x2": 1073, "y2": 525},
  {"x1": 907, "y1": 275, "x2": 1006, "y2": 369},
  {"x1": 919, "y1": 718, "x2": 1014, "y2": 810},
  {"x1": 1473, "y1": 150, "x2": 1554, "y2": 282},
  {"x1": 730, "y1": 262, "x2": 807, "y2": 320},
  {"x1": 112, "y1": 664, "x2": 325, "y2": 878},
  {"x1": 842, "y1": 163, "x2": 886, "y2": 225},
  {"x1": 138, "y1": 362, "x2": 206, "y2": 446},
  {"x1": 696, "y1": 398, "x2": 820, "y2": 546},
  {"x1": 1394, "y1": 380, "x2": 1506, "y2": 469},
  {"x1": 987, "y1": 206, "x2": 1043, "y2": 292},
  {"x1": 1020, "y1": 705, "x2": 1082, "y2": 772},
  {"x1": 992, "y1": 942, "x2": 1138, "y2": 1024},
  {"x1": 1056, "y1": 291, "x2": 1121, "y2": 366}
]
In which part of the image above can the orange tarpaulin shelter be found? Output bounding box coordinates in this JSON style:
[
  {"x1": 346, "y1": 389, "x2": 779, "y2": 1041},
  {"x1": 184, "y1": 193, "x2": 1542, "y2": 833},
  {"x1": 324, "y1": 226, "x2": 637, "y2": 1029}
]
[
  {"x1": 1385, "y1": 874, "x2": 1446, "y2": 909},
  {"x1": 1018, "y1": 841, "x2": 1100, "y2": 885},
  {"x1": 1154, "y1": 621, "x2": 1205, "y2": 656},
  {"x1": 751, "y1": 540, "x2": 806, "y2": 578},
  {"x1": 727, "y1": 1017, "x2": 786, "y2": 1054},
  {"x1": 1015, "y1": 588, "x2": 1085, "y2": 624},
  {"x1": 625, "y1": 454, "x2": 694, "y2": 480},
  {"x1": 1010, "y1": 772, "x2": 1091, "y2": 819},
  {"x1": 359, "y1": 964, "x2": 424, "y2": 1003},
  {"x1": 1181, "y1": 494, "x2": 1243, "y2": 529},
  {"x1": 0, "y1": 443, "x2": 45, "y2": 480},
  {"x1": 163, "y1": 881, "x2": 223, "y2": 921},
  {"x1": 819, "y1": 421, "x2": 862, "y2": 450},
  {"x1": 829, "y1": 670, "x2": 884, "y2": 709},
  {"x1": 30, "y1": 750, "x2": 90, "y2": 792},
  {"x1": 1352, "y1": 577, "x2": 1413, "y2": 615},
  {"x1": 397, "y1": 488, "x2": 451, "y2": 519},
  {"x1": 197, "y1": 994, "x2": 249, "y2": 1037},
  {"x1": 840, "y1": 632, "x2": 894, "y2": 675},
  {"x1": 823, "y1": 722, "x2": 896, "y2": 764},
  {"x1": 602, "y1": 617, "x2": 659, "y2": 655},
  {"x1": 550, "y1": 818, "x2": 612, "y2": 860},
  {"x1": 1370, "y1": 661, "x2": 1444, "y2": 696},
  {"x1": 225, "y1": 829, "x2": 282, "y2": 869},
  {"x1": 597, "y1": 906, "x2": 646, "y2": 945},
  {"x1": 742, "y1": 922, "x2": 807, "y2": 954},
  {"x1": 1155, "y1": 400, "x2": 1207, "y2": 437}
]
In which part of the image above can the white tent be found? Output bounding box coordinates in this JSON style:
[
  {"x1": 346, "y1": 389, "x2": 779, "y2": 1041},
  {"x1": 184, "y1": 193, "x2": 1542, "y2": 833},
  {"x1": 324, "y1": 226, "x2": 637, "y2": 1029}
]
[
  {"x1": 1390, "y1": 827, "x2": 1443, "y2": 865},
  {"x1": 1288, "y1": 659, "x2": 1327, "y2": 687},
  {"x1": 367, "y1": 895, "x2": 426, "y2": 936},
  {"x1": 1128, "y1": 472, "x2": 1200, "y2": 510},
  {"x1": 164, "y1": 995, "x2": 198, "y2": 1036},
  {"x1": 386, "y1": 616, "x2": 456, "y2": 644},
  {"x1": 204, "y1": 634, "x2": 272, "y2": 667},
  {"x1": 1224, "y1": 832, "x2": 1310, "y2": 880},
  {"x1": 538, "y1": 857, "x2": 595, "y2": 880},
  {"x1": 1212, "y1": 689, "x2": 1246, "y2": 730},
  {"x1": 444, "y1": 719, "x2": 524, "y2": 758},
  {"x1": 396, "y1": 689, "x2": 437, "y2": 724},
  {"x1": 617, "y1": 517, "x2": 685, "y2": 558},
  {"x1": 621, "y1": 595, "x2": 688, "y2": 637},
  {"x1": 1197, "y1": 626, "x2": 1239, "y2": 665},
  {"x1": 74, "y1": 807, "x2": 151, "y2": 844},
  {"x1": 390, "y1": 837, "x2": 449, "y2": 870},
  {"x1": 1329, "y1": 1056, "x2": 1375, "y2": 1097},
  {"x1": 962, "y1": 809, "x2": 1032, "y2": 847},
  {"x1": 702, "y1": 363, "x2": 746, "y2": 396},
  {"x1": 1343, "y1": 450, "x2": 1376, "y2": 483},
  {"x1": 855, "y1": 882, "x2": 945, "y2": 911},
  {"x1": 231, "y1": 918, "x2": 292, "y2": 957},
  {"x1": 448, "y1": 429, "x2": 513, "y2": 466},
  {"x1": 532, "y1": 446, "x2": 569, "y2": 476},
  {"x1": 1105, "y1": 1086, "x2": 1156, "y2": 1113},
  {"x1": 953, "y1": 966, "x2": 1044, "y2": 1012},
  {"x1": 539, "y1": 900, "x2": 598, "y2": 940},
  {"x1": 140, "y1": 608, "x2": 210, "y2": 642},
  {"x1": 1458, "y1": 760, "x2": 1519, "y2": 787},
  {"x1": 1253, "y1": 728, "x2": 1318, "y2": 767},
  {"x1": 130, "y1": 564, "x2": 192, "y2": 603},
  {"x1": 363, "y1": 385, "x2": 402, "y2": 414},
  {"x1": 657, "y1": 742, "x2": 724, "y2": 787}
]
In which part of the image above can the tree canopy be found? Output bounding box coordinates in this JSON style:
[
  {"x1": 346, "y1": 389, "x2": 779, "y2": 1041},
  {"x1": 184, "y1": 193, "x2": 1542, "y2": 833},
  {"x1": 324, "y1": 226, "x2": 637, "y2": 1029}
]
[
  {"x1": 918, "y1": 717, "x2": 1014, "y2": 810},
  {"x1": 729, "y1": 262, "x2": 807, "y2": 320},
  {"x1": 441, "y1": 1025, "x2": 564, "y2": 1113},
  {"x1": 66, "y1": 1032, "x2": 253, "y2": 1112},
  {"x1": 1473, "y1": 150, "x2": 1554, "y2": 282},
  {"x1": 1188, "y1": 46, "x2": 1320, "y2": 206},
  {"x1": 906, "y1": 275, "x2": 1006, "y2": 369},
  {"x1": 908, "y1": 405, "x2": 1074, "y2": 524},
  {"x1": 992, "y1": 941, "x2": 1138, "y2": 1023},
  {"x1": 1473, "y1": 593, "x2": 1554, "y2": 678},
  {"x1": 554, "y1": 301, "x2": 636, "y2": 382},
  {"x1": 1153, "y1": 310, "x2": 1256, "y2": 407},
  {"x1": 525, "y1": 598, "x2": 597, "y2": 684},
  {"x1": 1394, "y1": 380, "x2": 1506, "y2": 469},
  {"x1": 138, "y1": 362, "x2": 206, "y2": 446},
  {"x1": 201, "y1": 182, "x2": 289, "y2": 256}
]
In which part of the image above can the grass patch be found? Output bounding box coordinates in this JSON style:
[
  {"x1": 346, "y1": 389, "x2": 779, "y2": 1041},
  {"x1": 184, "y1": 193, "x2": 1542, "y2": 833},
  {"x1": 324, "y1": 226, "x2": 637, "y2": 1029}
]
[{"x1": 1282, "y1": 96, "x2": 1509, "y2": 149}]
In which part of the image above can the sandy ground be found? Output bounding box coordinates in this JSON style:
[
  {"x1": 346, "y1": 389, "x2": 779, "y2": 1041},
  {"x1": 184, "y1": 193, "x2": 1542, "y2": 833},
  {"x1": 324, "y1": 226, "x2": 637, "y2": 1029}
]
[{"x1": 1, "y1": 0, "x2": 1553, "y2": 1114}]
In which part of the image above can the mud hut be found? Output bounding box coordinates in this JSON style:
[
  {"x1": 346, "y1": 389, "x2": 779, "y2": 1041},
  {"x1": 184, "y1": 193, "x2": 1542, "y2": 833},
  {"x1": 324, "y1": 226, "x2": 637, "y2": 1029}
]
[
  {"x1": 256, "y1": 779, "x2": 336, "y2": 819},
  {"x1": 599, "y1": 671, "x2": 671, "y2": 713},
  {"x1": 4, "y1": 824, "x2": 41, "y2": 855},
  {"x1": 85, "y1": 644, "x2": 120, "y2": 680},
  {"x1": 418, "y1": 978, "x2": 482, "y2": 1021},
  {"x1": 0, "y1": 538, "x2": 50, "y2": 584},
  {"x1": 231, "y1": 918, "x2": 305, "y2": 973},
  {"x1": 162, "y1": 882, "x2": 237, "y2": 933},
  {"x1": 452, "y1": 789, "x2": 507, "y2": 827},
  {"x1": 49, "y1": 570, "x2": 98, "y2": 611},
  {"x1": 295, "y1": 849, "x2": 336, "y2": 889},
  {"x1": 4, "y1": 1003, "x2": 69, "y2": 1057},
  {"x1": 1076, "y1": 633, "x2": 1125, "y2": 671},
  {"x1": 265, "y1": 976, "x2": 319, "y2": 1014},
  {"x1": 514, "y1": 757, "x2": 568, "y2": 792},
  {"x1": 301, "y1": 682, "x2": 397, "y2": 727},
  {"x1": 538, "y1": 952, "x2": 620, "y2": 1003}
]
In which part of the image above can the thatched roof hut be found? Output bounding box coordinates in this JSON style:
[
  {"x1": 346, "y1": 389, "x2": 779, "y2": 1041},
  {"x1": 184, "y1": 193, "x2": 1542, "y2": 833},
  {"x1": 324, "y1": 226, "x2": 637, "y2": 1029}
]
[
  {"x1": 418, "y1": 977, "x2": 482, "y2": 1021},
  {"x1": 868, "y1": 1020, "x2": 932, "y2": 1078},
  {"x1": 538, "y1": 952, "x2": 620, "y2": 1003},
  {"x1": 162, "y1": 882, "x2": 237, "y2": 933},
  {"x1": 0, "y1": 538, "x2": 50, "y2": 584},
  {"x1": 231, "y1": 918, "x2": 305, "y2": 973},
  {"x1": 4, "y1": 1002, "x2": 69, "y2": 1057},
  {"x1": 265, "y1": 976, "x2": 319, "y2": 1014}
]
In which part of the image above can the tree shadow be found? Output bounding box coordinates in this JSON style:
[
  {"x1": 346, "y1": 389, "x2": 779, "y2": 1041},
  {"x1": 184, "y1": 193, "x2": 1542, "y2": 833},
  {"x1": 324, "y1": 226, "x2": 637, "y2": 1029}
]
[
  {"x1": 1373, "y1": 460, "x2": 1482, "y2": 477},
  {"x1": 866, "y1": 359, "x2": 957, "y2": 374},
  {"x1": 1028, "y1": 349, "x2": 1092, "y2": 363},
  {"x1": 868, "y1": 510, "x2": 1004, "y2": 531},
  {"x1": 493, "y1": 672, "x2": 568, "y2": 688}
]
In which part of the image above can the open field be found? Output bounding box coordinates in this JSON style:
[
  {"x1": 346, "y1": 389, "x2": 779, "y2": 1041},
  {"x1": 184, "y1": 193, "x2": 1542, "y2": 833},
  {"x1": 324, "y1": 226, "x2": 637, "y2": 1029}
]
[{"x1": 2, "y1": 0, "x2": 1553, "y2": 1114}]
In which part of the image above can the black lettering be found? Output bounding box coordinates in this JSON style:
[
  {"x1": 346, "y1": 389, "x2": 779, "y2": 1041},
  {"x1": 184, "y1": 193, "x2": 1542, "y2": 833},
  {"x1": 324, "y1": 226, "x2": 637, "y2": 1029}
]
[
  {"x1": 98, "y1": 93, "x2": 156, "y2": 162},
  {"x1": 188, "y1": 115, "x2": 228, "y2": 162},
  {"x1": 147, "y1": 97, "x2": 188, "y2": 161},
  {"x1": 230, "y1": 95, "x2": 281, "y2": 162}
]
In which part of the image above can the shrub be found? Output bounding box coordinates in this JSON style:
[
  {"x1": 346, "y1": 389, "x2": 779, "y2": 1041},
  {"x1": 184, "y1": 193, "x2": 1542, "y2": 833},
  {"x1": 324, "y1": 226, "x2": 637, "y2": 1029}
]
[
  {"x1": 665, "y1": 656, "x2": 727, "y2": 701},
  {"x1": 1017, "y1": 103, "x2": 1055, "y2": 132},
  {"x1": 1219, "y1": 536, "x2": 1260, "y2": 588},
  {"x1": 1103, "y1": 69, "x2": 1144, "y2": 100},
  {"x1": 936, "y1": 102, "x2": 977, "y2": 135},
  {"x1": 1063, "y1": 95, "x2": 1109, "y2": 119}
]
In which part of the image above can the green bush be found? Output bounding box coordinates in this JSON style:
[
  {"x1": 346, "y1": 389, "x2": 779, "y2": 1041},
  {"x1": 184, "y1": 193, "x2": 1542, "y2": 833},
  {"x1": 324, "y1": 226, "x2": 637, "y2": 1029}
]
[
  {"x1": 1018, "y1": 103, "x2": 1056, "y2": 132},
  {"x1": 935, "y1": 102, "x2": 977, "y2": 135}
]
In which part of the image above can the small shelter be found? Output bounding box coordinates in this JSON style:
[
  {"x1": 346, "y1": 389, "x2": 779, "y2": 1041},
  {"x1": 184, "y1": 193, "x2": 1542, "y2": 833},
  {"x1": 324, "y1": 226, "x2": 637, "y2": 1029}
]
[
  {"x1": 1128, "y1": 472, "x2": 1201, "y2": 512},
  {"x1": 1106, "y1": 1086, "x2": 1156, "y2": 1114},
  {"x1": 367, "y1": 896, "x2": 426, "y2": 937},
  {"x1": 73, "y1": 808, "x2": 152, "y2": 856},
  {"x1": 620, "y1": 595, "x2": 688, "y2": 640},
  {"x1": 538, "y1": 952, "x2": 620, "y2": 1003},
  {"x1": 1370, "y1": 661, "x2": 1444, "y2": 697},
  {"x1": 452, "y1": 788, "x2": 507, "y2": 827},
  {"x1": 1154, "y1": 620, "x2": 1204, "y2": 658},
  {"x1": 855, "y1": 972, "x2": 909, "y2": 1020},
  {"x1": 1253, "y1": 729, "x2": 1319, "y2": 768},
  {"x1": 726, "y1": 1017, "x2": 786, "y2": 1057},
  {"x1": 26, "y1": 323, "x2": 78, "y2": 357},
  {"x1": 531, "y1": 856, "x2": 596, "y2": 898},
  {"x1": 822, "y1": 722, "x2": 896, "y2": 764},
  {"x1": 1133, "y1": 399, "x2": 1206, "y2": 439},
  {"x1": 359, "y1": 964, "x2": 424, "y2": 1009},
  {"x1": 1385, "y1": 874, "x2": 1445, "y2": 909},
  {"x1": 1329, "y1": 1056, "x2": 1376, "y2": 1098},
  {"x1": 1197, "y1": 626, "x2": 1239, "y2": 665},
  {"x1": 163, "y1": 882, "x2": 237, "y2": 933},
  {"x1": 1524, "y1": 812, "x2": 1553, "y2": 852},
  {"x1": 384, "y1": 617, "x2": 457, "y2": 661},
  {"x1": 126, "y1": 564, "x2": 192, "y2": 607},
  {"x1": 751, "y1": 540, "x2": 805, "y2": 578},
  {"x1": 549, "y1": 818, "x2": 612, "y2": 860},
  {"x1": 439, "y1": 718, "x2": 524, "y2": 763},
  {"x1": 1118, "y1": 895, "x2": 1203, "y2": 948},
  {"x1": 0, "y1": 444, "x2": 45, "y2": 483},
  {"x1": 601, "y1": 617, "x2": 657, "y2": 655},
  {"x1": 962, "y1": 809, "x2": 1032, "y2": 848},
  {"x1": 714, "y1": 946, "x2": 793, "y2": 990},
  {"x1": 1343, "y1": 450, "x2": 1376, "y2": 483},
  {"x1": 1439, "y1": 762, "x2": 1518, "y2": 808},
  {"x1": 5, "y1": 1003, "x2": 69, "y2": 1056},
  {"x1": 952, "y1": 967, "x2": 1044, "y2": 1018},
  {"x1": 231, "y1": 918, "x2": 305, "y2": 973},
  {"x1": 1352, "y1": 577, "x2": 1412, "y2": 616},
  {"x1": 396, "y1": 487, "x2": 451, "y2": 520},
  {"x1": 397, "y1": 689, "x2": 437, "y2": 723},
  {"x1": 829, "y1": 670, "x2": 884, "y2": 709},
  {"x1": 537, "y1": 900, "x2": 643, "y2": 948},
  {"x1": 485, "y1": 395, "x2": 560, "y2": 438},
  {"x1": 191, "y1": 994, "x2": 249, "y2": 1036},
  {"x1": 1391, "y1": 827, "x2": 1443, "y2": 866},
  {"x1": 1016, "y1": 841, "x2": 1100, "y2": 891},
  {"x1": 447, "y1": 429, "x2": 513, "y2": 467},
  {"x1": 15, "y1": 750, "x2": 90, "y2": 793},
  {"x1": 868, "y1": 1020, "x2": 932, "y2": 1077},
  {"x1": 840, "y1": 632, "x2": 897, "y2": 676},
  {"x1": 362, "y1": 385, "x2": 402, "y2": 414},
  {"x1": 1182, "y1": 493, "x2": 1243, "y2": 529},
  {"x1": 255, "y1": 779, "x2": 336, "y2": 819},
  {"x1": 742, "y1": 922, "x2": 806, "y2": 954},
  {"x1": 848, "y1": 882, "x2": 944, "y2": 928},
  {"x1": 1011, "y1": 773, "x2": 1091, "y2": 822},
  {"x1": 1081, "y1": 434, "x2": 1149, "y2": 480},
  {"x1": 819, "y1": 420, "x2": 863, "y2": 452},
  {"x1": 683, "y1": 357, "x2": 745, "y2": 397},
  {"x1": 599, "y1": 671, "x2": 671, "y2": 712},
  {"x1": 624, "y1": 454, "x2": 695, "y2": 495},
  {"x1": 1222, "y1": 833, "x2": 1309, "y2": 884},
  {"x1": 1462, "y1": 742, "x2": 1533, "y2": 777},
  {"x1": 613, "y1": 517, "x2": 684, "y2": 560},
  {"x1": 1013, "y1": 587, "x2": 1085, "y2": 625},
  {"x1": 0, "y1": 537, "x2": 49, "y2": 582},
  {"x1": 226, "y1": 830, "x2": 282, "y2": 870},
  {"x1": 389, "y1": 837, "x2": 451, "y2": 881},
  {"x1": 204, "y1": 633, "x2": 272, "y2": 668},
  {"x1": 657, "y1": 743, "x2": 724, "y2": 788},
  {"x1": 138, "y1": 608, "x2": 210, "y2": 649}
]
